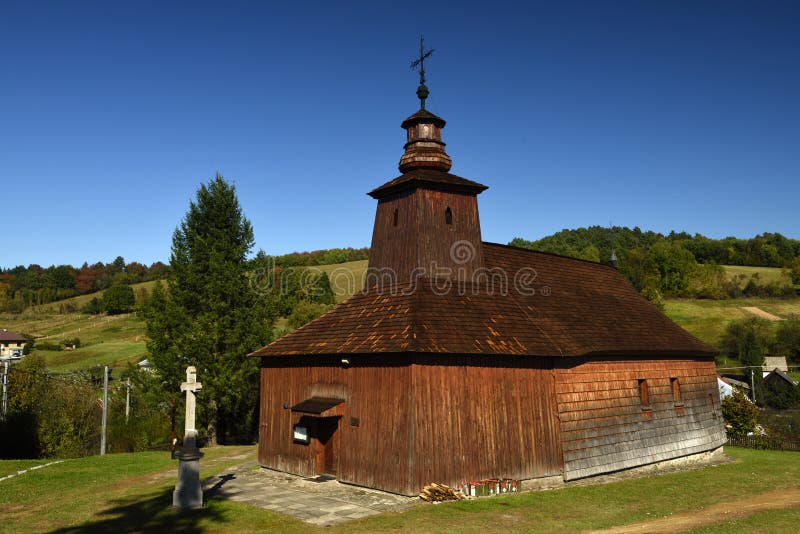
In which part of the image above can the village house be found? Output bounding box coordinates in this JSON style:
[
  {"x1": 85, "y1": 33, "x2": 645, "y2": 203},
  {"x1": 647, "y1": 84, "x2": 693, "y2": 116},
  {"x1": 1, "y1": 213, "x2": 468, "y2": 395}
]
[
  {"x1": 758, "y1": 369, "x2": 799, "y2": 409},
  {"x1": 717, "y1": 375, "x2": 751, "y2": 400},
  {"x1": 251, "y1": 73, "x2": 726, "y2": 495},
  {"x1": 0, "y1": 329, "x2": 26, "y2": 358},
  {"x1": 762, "y1": 356, "x2": 789, "y2": 378}
]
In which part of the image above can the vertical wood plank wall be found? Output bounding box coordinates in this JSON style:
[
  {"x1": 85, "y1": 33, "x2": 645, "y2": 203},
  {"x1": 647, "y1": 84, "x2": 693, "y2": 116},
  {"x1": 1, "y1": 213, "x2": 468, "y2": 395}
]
[
  {"x1": 368, "y1": 190, "x2": 418, "y2": 285},
  {"x1": 411, "y1": 356, "x2": 563, "y2": 489},
  {"x1": 414, "y1": 189, "x2": 484, "y2": 280},
  {"x1": 259, "y1": 357, "x2": 414, "y2": 495},
  {"x1": 261, "y1": 355, "x2": 726, "y2": 494},
  {"x1": 555, "y1": 358, "x2": 726, "y2": 480},
  {"x1": 368, "y1": 189, "x2": 484, "y2": 285}
]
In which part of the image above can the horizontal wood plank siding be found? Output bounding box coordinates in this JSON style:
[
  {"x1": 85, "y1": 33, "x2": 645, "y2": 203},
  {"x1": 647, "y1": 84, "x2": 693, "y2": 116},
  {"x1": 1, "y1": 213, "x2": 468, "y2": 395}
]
[
  {"x1": 411, "y1": 355, "x2": 563, "y2": 489},
  {"x1": 555, "y1": 357, "x2": 726, "y2": 480}
]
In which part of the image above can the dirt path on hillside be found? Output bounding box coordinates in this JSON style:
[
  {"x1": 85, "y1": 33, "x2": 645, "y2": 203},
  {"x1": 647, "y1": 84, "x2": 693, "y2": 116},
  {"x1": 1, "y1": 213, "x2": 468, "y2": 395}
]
[
  {"x1": 589, "y1": 487, "x2": 800, "y2": 534},
  {"x1": 741, "y1": 306, "x2": 783, "y2": 321}
]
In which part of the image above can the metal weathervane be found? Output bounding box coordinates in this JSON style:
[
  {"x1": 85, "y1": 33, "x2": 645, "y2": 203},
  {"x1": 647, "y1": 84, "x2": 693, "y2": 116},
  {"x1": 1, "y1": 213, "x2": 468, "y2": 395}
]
[{"x1": 410, "y1": 36, "x2": 434, "y2": 109}]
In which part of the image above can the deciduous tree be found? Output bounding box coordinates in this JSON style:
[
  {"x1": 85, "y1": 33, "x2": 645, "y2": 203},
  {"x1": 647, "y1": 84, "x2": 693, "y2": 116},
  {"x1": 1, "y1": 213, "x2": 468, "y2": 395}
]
[
  {"x1": 102, "y1": 284, "x2": 135, "y2": 314},
  {"x1": 776, "y1": 315, "x2": 800, "y2": 364},
  {"x1": 720, "y1": 317, "x2": 772, "y2": 369}
]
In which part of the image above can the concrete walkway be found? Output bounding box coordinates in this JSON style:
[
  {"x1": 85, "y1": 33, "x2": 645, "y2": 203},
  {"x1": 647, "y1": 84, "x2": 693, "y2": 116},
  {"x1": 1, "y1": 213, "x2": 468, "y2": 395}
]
[{"x1": 205, "y1": 464, "x2": 418, "y2": 526}]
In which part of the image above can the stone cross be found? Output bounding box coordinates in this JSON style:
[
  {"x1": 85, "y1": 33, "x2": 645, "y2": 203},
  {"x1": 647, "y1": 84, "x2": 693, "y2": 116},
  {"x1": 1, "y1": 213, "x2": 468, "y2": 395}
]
[
  {"x1": 174, "y1": 365, "x2": 204, "y2": 510},
  {"x1": 180, "y1": 366, "x2": 202, "y2": 439}
]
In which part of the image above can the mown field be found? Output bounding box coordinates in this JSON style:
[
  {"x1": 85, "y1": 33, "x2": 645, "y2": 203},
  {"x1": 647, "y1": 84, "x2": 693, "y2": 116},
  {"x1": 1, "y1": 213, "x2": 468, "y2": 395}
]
[
  {"x1": 314, "y1": 259, "x2": 368, "y2": 302},
  {"x1": 0, "y1": 446, "x2": 798, "y2": 533},
  {"x1": 663, "y1": 297, "x2": 800, "y2": 349},
  {"x1": 722, "y1": 264, "x2": 789, "y2": 284},
  {"x1": 0, "y1": 312, "x2": 147, "y2": 373},
  {"x1": 0, "y1": 281, "x2": 158, "y2": 373}
]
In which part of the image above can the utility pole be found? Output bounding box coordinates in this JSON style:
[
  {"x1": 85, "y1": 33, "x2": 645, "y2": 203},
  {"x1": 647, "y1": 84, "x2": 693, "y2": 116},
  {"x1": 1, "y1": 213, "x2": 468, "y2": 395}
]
[
  {"x1": 750, "y1": 368, "x2": 756, "y2": 403},
  {"x1": 101, "y1": 365, "x2": 109, "y2": 455},
  {"x1": 1, "y1": 359, "x2": 9, "y2": 421},
  {"x1": 1, "y1": 356, "x2": 20, "y2": 421},
  {"x1": 125, "y1": 377, "x2": 131, "y2": 423}
]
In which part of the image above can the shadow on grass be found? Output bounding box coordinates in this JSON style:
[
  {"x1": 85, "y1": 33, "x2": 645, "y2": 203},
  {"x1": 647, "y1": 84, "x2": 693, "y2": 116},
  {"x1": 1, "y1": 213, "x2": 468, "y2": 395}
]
[{"x1": 49, "y1": 486, "x2": 225, "y2": 534}]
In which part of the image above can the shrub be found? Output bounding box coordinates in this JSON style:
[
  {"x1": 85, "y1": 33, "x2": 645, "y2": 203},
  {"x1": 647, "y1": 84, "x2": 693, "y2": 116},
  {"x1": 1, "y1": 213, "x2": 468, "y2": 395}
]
[
  {"x1": 82, "y1": 297, "x2": 103, "y2": 315},
  {"x1": 722, "y1": 390, "x2": 759, "y2": 437},
  {"x1": 1, "y1": 355, "x2": 100, "y2": 458}
]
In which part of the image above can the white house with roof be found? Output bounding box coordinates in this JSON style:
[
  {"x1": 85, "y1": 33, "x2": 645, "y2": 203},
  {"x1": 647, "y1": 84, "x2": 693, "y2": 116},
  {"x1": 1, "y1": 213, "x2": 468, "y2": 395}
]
[
  {"x1": 718, "y1": 375, "x2": 751, "y2": 400},
  {"x1": 0, "y1": 329, "x2": 27, "y2": 358}
]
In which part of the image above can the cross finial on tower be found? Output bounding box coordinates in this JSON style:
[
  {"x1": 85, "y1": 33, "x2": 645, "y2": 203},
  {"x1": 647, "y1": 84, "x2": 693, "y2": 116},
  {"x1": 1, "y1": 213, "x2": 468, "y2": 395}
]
[{"x1": 410, "y1": 35, "x2": 434, "y2": 109}]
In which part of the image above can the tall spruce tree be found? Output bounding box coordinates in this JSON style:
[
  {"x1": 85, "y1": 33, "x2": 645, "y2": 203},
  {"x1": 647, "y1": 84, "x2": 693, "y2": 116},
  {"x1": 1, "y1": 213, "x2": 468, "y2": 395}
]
[{"x1": 145, "y1": 175, "x2": 274, "y2": 444}]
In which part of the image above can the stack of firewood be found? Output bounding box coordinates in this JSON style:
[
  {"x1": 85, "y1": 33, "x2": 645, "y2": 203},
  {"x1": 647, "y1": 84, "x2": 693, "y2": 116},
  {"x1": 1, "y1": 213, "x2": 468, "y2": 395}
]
[{"x1": 418, "y1": 482, "x2": 467, "y2": 502}]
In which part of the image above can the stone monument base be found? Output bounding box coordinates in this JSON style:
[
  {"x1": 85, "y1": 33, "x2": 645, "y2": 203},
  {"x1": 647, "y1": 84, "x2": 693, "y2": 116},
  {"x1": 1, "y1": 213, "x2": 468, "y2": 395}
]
[{"x1": 173, "y1": 443, "x2": 204, "y2": 510}]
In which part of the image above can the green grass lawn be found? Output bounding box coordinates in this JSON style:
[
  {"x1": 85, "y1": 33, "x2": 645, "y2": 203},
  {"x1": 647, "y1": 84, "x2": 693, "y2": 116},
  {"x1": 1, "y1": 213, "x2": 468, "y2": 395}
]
[
  {"x1": 0, "y1": 445, "x2": 259, "y2": 533},
  {"x1": 687, "y1": 508, "x2": 800, "y2": 534},
  {"x1": 0, "y1": 459, "x2": 53, "y2": 478},
  {"x1": 1, "y1": 447, "x2": 798, "y2": 533}
]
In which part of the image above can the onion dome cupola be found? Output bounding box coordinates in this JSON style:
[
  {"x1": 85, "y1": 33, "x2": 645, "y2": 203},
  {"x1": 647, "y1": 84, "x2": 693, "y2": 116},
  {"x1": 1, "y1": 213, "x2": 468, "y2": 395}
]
[{"x1": 399, "y1": 109, "x2": 452, "y2": 173}]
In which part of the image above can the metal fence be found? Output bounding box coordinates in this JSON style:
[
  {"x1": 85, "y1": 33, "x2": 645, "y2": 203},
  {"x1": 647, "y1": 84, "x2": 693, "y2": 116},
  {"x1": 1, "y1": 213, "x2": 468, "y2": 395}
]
[{"x1": 726, "y1": 434, "x2": 800, "y2": 451}]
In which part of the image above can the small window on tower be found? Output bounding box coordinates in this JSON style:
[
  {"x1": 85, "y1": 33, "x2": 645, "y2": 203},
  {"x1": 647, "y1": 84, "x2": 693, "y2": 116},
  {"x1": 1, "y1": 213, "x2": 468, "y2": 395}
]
[
  {"x1": 393, "y1": 208, "x2": 398, "y2": 227},
  {"x1": 445, "y1": 207, "x2": 452, "y2": 225}
]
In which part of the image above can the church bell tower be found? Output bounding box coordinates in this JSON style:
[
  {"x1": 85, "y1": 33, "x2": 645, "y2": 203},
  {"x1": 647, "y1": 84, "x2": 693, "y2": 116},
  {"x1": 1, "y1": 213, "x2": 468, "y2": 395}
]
[{"x1": 366, "y1": 39, "x2": 488, "y2": 289}]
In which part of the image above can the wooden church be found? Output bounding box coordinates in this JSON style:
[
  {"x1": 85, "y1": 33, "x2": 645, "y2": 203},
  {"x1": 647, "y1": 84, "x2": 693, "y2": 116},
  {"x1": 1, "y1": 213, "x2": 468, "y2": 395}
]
[{"x1": 251, "y1": 58, "x2": 726, "y2": 495}]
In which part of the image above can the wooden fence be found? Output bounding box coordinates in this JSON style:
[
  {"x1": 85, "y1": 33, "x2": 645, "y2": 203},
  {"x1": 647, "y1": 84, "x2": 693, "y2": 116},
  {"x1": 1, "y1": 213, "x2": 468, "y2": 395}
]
[{"x1": 726, "y1": 434, "x2": 800, "y2": 451}]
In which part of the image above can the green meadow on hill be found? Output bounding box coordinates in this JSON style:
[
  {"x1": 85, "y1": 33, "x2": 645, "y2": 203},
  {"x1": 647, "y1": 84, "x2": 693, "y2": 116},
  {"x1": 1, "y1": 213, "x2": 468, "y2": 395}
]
[
  {"x1": 722, "y1": 265, "x2": 788, "y2": 285},
  {"x1": 663, "y1": 297, "x2": 800, "y2": 348}
]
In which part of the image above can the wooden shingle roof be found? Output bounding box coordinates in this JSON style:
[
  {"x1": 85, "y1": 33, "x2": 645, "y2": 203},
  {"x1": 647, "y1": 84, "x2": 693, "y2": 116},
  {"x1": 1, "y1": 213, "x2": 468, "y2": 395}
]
[
  {"x1": 368, "y1": 169, "x2": 488, "y2": 199},
  {"x1": 250, "y1": 243, "x2": 717, "y2": 358}
]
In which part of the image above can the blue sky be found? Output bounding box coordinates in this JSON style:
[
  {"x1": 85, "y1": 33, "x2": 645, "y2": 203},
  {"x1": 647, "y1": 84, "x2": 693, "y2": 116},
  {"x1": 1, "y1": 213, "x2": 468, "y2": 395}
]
[{"x1": 2, "y1": 1, "x2": 798, "y2": 267}]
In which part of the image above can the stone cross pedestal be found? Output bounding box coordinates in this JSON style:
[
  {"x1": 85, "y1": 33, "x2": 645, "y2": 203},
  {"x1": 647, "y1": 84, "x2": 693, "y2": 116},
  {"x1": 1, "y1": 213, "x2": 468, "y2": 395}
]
[{"x1": 173, "y1": 366, "x2": 204, "y2": 510}]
